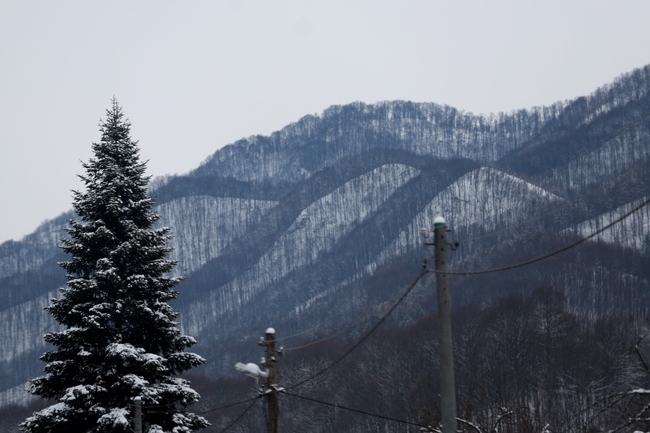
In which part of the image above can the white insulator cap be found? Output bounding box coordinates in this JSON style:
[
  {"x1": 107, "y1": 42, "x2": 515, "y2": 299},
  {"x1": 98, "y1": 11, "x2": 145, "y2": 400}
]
[
  {"x1": 266, "y1": 327, "x2": 276, "y2": 334},
  {"x1": 433, "y1": 215, "x2": 446, "y2": 227}
]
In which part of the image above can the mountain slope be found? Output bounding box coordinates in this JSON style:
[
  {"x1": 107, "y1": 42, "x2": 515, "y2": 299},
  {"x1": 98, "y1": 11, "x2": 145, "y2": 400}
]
[{"x1": 1, "y1": 63, "x2": 650, "y2": 410}]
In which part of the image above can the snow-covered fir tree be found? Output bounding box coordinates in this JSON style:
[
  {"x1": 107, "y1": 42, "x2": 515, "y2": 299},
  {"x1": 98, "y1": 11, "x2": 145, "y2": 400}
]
[{"x1": 21, "y1": 100, "x2": 209, "y2": 433}]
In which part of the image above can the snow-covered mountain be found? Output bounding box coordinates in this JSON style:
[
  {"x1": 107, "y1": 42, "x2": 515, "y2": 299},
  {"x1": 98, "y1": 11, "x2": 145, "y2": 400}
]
[{"x1": 1, "y1": 63, "x2": 650, "y2": 408}]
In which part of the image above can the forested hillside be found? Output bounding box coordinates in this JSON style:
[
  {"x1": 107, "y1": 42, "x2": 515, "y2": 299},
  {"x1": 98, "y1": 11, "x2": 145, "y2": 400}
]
[{"x1": 1, "y1": 63, "x2": 650, "y2": 432}]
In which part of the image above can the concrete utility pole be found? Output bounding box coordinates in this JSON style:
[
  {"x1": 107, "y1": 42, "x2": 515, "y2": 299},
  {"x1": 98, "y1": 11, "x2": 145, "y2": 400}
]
[
  {"x1": 133, "y1": 396, "x2": 142, "y2": 433},
  {"x1": 236, "y1": 328, "x2": 284, "y2": 433},
  {"x1": 265, "y1": 328, "x2": 280, "y2": 433},
  {"x1": 433, "y1": 216, "x2": 457, "y2": 433}
]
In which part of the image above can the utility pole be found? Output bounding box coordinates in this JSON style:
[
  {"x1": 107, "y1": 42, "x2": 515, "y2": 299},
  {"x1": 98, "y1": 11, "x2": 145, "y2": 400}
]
[
  {"x1": 265, "y1": 327, "x2": 280, "y2": 433},
  {"x1": 433, "y1": 216, "x2": 457, "y2": 433},
  {"x1": 133, "y1": 396, "x2": 142, "y2": 433},
  {"x1": 237, "y1": 328, "x2": 284, "y2": 433}
]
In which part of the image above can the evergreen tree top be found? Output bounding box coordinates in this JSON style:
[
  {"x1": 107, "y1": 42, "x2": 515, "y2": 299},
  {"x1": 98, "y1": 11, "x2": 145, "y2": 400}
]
[
  {"x1": 73, "y1": 98, "x2": 155, "y2": 236},
  {"x1": 100, "y1": 98, "x2": 132, "y2": 142}
]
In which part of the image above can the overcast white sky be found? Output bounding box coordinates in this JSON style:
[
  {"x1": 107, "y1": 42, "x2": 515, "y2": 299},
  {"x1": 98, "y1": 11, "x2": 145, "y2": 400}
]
[{"x1": 1, "y1": 1, "x2": 649, "y2": 244}]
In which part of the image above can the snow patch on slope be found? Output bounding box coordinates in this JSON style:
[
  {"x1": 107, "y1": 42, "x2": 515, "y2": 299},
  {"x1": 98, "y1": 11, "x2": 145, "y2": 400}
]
[
  {"x1": 155, "y1": 196, "x2": 278, "y2": 277},
  {"x1": 0, "y1": 289, "x2": 60, "y2": 363},
  {"x1": 182, "y1": 164, "x2": 420, "y2": 335},
  {"x1": 0, "y1": 382, "x2": 33, "y2": 407},
  {"x1": 371, "y1": 167, "x2": 564, "y2": 271},
  {"x1": 0, "y1": 217, "x2": 67, "y2": 280}
]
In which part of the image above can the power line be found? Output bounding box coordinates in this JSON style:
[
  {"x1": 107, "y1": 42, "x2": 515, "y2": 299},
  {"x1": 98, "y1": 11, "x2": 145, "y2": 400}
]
[
  {"x1": 213, "y1": 396, "x2": 260, "y2": 433},
  {"x1": 433, "y1": 196, "x2": 650, "y2": 276},
  {"x1": 286, "y1": 268, "x2": 429, "y2": 390},
  {"x1": 283, "y1": 315, "x2": 368, "y2": 352},
  {"x1": 276, "y1": 323, "x2": 322, "y2": 342},
  {"x1": 283, "y1": 328, "x2": 353, "y2": 352},
  {"x1": 284, "y1": 390, "x2": 430, "y2": 428},
  {"x1": 275, "y1": 283, "x2": 412, "y2": 354},
  {"x1": 196, "y1": 396, "x2": 259, "y2": 415}
]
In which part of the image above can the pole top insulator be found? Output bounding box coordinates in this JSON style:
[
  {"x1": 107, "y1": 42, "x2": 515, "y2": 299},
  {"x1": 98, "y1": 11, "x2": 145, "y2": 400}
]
[
  {"x1": 433, "y1": 215, "x2": 446, "y2": 227},
  {"x1": 266, "y1": 327, "x2": 276, "y2": 335}
]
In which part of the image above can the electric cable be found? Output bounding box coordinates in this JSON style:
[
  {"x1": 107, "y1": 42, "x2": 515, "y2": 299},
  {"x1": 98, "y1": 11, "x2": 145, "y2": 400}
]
[
  {"x1": 213, "y1": 396, "x2": 260, "y2": 433},
  {"x1": 431, "y1": 196, "x2": 650, "y2": 276},
  {"x1": 286, "y1": 268, "x2": 429, "y2": 390},
  {"x1": 237, "y1": 316, "x2": 321, "y2": 358},
  {"x1": 283, "y1": 315, "x2": 369, "y2": 352},
  {"x1": 284, "y1": 390, "x2": 430, "y2": 428},
  {"x1": 196, "y1": 395, "x2": 259, "y2": 415},
  {"x1": 275, "y1": 323, "x2": 322, "y2": 342}
]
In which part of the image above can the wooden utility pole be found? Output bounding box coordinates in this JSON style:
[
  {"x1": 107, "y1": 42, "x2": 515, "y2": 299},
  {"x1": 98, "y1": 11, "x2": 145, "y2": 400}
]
[
  {"x1": 265, "y1": 328, "x2": 280, "y2": 433},
  {"x1": 434, "y1": 216, "x2": 457, "y2": 433}
]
